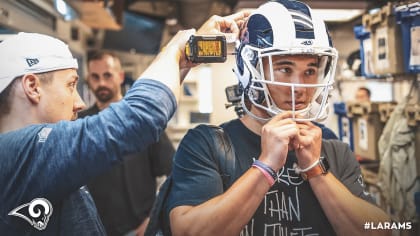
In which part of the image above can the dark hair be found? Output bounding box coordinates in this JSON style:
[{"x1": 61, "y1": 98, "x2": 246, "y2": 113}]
[
  {"x1": 88, "y1": 50, "x2": 121, "y2": 69},
  {"x1": 358, "y1": 87, "x2": 371, "y2": 98}
]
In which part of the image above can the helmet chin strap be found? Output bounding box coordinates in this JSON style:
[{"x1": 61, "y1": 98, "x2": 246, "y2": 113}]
[
  {"x1": 308, "y1": 99, "x2": 330, "y2": 122},
  {"x1": 267, "y1": 103, "x2": 312, "y2": 119},
  {"x1": 267, "y1": 100, "x2": 330, "y2": 122}
]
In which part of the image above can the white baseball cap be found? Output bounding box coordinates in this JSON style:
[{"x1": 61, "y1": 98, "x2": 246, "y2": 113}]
[{"x1": 0, "y1": 32, "x2": 78, "y2": 93}]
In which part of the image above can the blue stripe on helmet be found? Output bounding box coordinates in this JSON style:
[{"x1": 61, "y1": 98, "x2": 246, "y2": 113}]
[{"x1": 275, "y1": 0, "x2": 315, "y2": 39}]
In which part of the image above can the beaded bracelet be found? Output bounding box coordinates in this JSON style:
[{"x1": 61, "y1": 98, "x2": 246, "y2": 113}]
[{"x1": 252, "y1": 160, "x2": 277, "y2": 186}]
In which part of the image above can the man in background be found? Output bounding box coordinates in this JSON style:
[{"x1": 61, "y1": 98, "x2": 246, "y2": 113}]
[
  {"x1": 355, "y1": 86, "x2": 371, "y2": 102},
  {"x1": 79, "y1": 51, "x2": 174, "y2": 236}
]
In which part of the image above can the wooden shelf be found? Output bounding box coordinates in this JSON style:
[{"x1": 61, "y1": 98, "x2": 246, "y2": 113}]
[
  {"x1": 337, "y1": 73, "x2": 417, "y2": 82},
  {"x1": 180, "y1": 96, "x2": 198, "y2": 103}
]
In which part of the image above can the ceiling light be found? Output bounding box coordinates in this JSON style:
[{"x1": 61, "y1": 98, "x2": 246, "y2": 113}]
[{"x1": 54, "y1": 0, "x2": 77, "y2": 21}]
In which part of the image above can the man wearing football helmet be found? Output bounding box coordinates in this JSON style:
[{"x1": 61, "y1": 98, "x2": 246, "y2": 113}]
[
  {"x1": 166, "y1": 1, "x2": 390, "y2": 236},
  {"x1": 233, "y1": 0, "x2": 339, "y2": 123}
]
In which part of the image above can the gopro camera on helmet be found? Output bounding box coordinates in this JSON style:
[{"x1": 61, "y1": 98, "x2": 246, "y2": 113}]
[{"x1": 225, "y1": 84, "x2": 244, "y2": 118}]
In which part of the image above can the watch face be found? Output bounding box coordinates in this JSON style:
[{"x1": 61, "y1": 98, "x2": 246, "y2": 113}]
[
  {"x1": 300, "y1": 157, "x2": 330, "y2": 181},
  {"x1": 320, "y1": 157, "x2": 330, "y2": 172}
]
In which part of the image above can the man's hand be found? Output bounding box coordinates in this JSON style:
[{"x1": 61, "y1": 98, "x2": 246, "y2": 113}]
[
  {"x1": 134, "y1": 217, "x2": 150, "y2": 236},
  {"x1": 258, "y1": 112, "x2": 323, "y2": 172},
  {"x1": 294, "y1": 120, "x2": 322, "y2": 169},
  {"x1": 163, "y1": 29, "x2": 197, "y2": 74},
  {"x1": 197, "y1": 10, "x2": 251, "y2": 40},
  {"x1": 259, "y1": 112, "x2": 299, "y2": 171},
  {"x1": 171, "y1": 11, "x2": 251, "y2": 81}
]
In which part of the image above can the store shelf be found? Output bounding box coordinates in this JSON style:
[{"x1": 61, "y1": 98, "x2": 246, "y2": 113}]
[
  {"x1": 180, "y1": 96, "x2": 198, "y2": 103},
  {"x1": 337, "y1": 73, "x2": 418, "y2": 82}
]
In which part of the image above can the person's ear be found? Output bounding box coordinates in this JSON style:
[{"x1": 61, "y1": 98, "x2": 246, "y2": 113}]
[
  {"x1": 85, "y1": 76, "x2": 92, "y2": 89},
  {"x1": 21, "y1": 74, "x2": 41, "y2": 104},
  {"x1": 119, "y1": 71, "x2": 125, "y2": 85}
]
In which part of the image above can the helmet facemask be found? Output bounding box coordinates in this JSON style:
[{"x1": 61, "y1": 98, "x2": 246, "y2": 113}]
[
  {"x1": 234, "y1": 0, "x2": 338, "y2": 122},
  {"x1": 242, "y1": 46, "x2": 337, "y2": 122}
]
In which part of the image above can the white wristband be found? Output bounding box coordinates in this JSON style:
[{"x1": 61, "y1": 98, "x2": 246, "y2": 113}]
[{"x1": 294, "y1": 157, "x2": 321, "y2": 174}]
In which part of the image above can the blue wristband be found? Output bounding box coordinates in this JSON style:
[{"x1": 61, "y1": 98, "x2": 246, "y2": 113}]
[{"x1": 252, "y1": 160, "x2": 277, "y2": 183}]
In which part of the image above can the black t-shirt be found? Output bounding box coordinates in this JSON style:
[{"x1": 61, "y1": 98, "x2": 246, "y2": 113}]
[
  {"x1": 168, "y1": 119, "x2": 373, "y2": 235},
  {"x1": 79, "y1": 104, "x2": 174, "y2": 235}
]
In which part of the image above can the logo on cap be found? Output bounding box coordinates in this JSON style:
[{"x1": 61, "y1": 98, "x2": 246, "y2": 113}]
[{"x1": 26, "y1": 58, "x2": 39, "y2": 67}]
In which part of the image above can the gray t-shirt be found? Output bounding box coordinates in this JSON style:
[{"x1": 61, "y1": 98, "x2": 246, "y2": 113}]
[{"x1": 168, "y1": 119, "x2": 373, "y2": 235}]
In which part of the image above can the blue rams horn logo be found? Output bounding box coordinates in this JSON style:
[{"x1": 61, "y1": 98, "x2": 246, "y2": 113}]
[{"x1": 8, "y1": 198, "x2": 53, "y2": 230}]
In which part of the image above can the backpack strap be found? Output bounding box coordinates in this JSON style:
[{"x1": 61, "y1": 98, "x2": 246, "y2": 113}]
[
  {"x1": 145, "y1": 175, "x2": 173, "y2": 236},
  {"x1": 206, "y1": 125, "x2": 236, "y2": 190},
  {"x1": 144, "y1": 124, "x2": 236, "y2": 236}
]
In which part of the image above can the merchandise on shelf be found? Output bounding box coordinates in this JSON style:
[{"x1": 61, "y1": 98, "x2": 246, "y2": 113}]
[
  {"x1": 362, "y1": 3, "x2": 405, "y2": 75},
  {"x1": 353, "y1": 25, "x2": 375, "y2": 78},
  {"x1": 396, "y1": 2, "x2": 420, "y2": 73},
  {"x1": 347, "y1": 101, "x2": 396, "y2": 160},
  {"x1": 333, "y1": 102, "x2": 354, "y2": 151}
]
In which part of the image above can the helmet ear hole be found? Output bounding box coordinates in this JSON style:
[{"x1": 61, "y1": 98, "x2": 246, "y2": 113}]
[
  {"x1": 242, "y1": 47, "x2": 257, "y2": 63},
  {"x1": 236, "y1": 44, "x2": 259, "y2": 73},
  {"x1": 249, "y1": 82, "x2": 265, "y2": 104}
]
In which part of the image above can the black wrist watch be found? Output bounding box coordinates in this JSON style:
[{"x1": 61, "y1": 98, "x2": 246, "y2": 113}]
[{"x1": 301, "y1": 156, "x2": 330, "y2": 181}]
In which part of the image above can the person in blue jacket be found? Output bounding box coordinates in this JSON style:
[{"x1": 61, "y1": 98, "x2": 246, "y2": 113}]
[{"x1": 0, "y1": 11, "x2": 250, "y2": 235}]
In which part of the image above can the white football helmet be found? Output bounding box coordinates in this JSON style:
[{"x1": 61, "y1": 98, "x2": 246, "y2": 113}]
[{"x1": 234, "y1": 0, "x2": 338, "y2": 122}]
